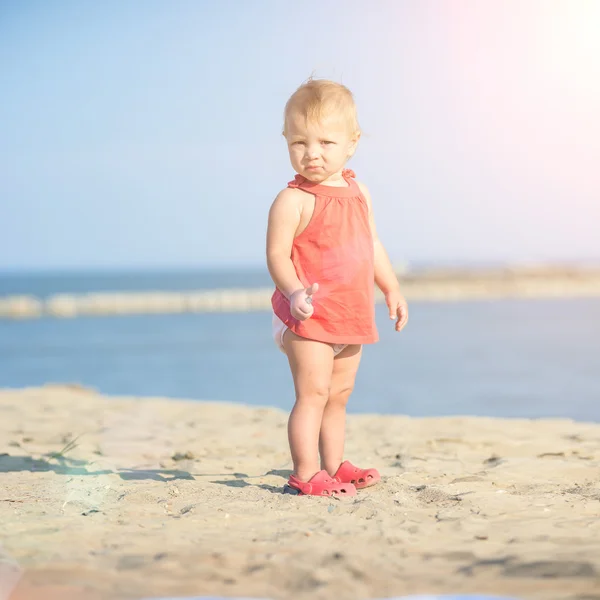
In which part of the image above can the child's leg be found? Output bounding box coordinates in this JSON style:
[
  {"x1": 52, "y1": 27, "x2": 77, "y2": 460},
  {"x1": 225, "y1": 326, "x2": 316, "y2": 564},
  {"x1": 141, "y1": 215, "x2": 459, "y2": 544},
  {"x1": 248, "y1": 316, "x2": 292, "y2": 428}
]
[
  {"x1": 319, "y1": 344, "x2": 362, "y2": 475},
  {"x1": 283, "y1": 330, "x2": 335, "y2": 482}
]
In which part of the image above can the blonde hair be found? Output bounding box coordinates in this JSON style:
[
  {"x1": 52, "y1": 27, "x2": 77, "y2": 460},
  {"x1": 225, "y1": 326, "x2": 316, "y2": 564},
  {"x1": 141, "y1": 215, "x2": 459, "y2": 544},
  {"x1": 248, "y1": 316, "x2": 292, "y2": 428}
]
[{"x1": 283, "y1": 78, "x2": 360, "y2": 137}]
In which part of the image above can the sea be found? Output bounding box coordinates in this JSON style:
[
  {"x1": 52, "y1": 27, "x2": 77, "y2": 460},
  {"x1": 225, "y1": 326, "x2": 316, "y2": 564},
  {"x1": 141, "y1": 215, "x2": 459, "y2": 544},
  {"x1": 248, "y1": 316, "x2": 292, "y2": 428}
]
[{"x1": 1, "y1": 268, "x2": 599, "y2": 422}]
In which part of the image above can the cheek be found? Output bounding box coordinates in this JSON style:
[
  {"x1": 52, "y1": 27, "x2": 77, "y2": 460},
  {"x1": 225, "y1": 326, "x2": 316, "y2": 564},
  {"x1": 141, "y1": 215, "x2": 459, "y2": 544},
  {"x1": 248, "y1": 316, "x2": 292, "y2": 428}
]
[
  {"x1": 288, "y1": 147, "x2": 302, "y2": 161},
  {"x1": 328, "y1": 147, "x2": 345, "y2": 162}
]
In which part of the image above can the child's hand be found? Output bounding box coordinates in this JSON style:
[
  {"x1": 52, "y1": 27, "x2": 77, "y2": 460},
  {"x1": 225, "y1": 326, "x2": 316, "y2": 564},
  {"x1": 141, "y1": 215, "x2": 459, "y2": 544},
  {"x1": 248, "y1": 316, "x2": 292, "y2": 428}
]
[
  {"x1": 385, "y1": 290, "x2": 408, "y2": 332},
  {"x1": 290, "y1": 283, "x2": 319, "y2": 321}
]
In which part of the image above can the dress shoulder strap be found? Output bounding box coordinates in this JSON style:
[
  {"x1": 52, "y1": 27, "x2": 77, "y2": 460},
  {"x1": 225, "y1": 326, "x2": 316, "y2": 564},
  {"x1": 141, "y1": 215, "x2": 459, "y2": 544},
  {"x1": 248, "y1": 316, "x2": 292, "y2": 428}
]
[
  {"x1": 287, "y1": 169, "x2": 357, "y2": 190},
  {"x1": 287, "y1": 174, "x2": 306, "y2": 189}
]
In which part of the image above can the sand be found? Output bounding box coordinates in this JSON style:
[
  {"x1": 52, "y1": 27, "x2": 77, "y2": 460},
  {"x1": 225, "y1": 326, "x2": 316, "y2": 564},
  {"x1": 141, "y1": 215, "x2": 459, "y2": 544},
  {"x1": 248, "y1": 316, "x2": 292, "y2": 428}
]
[{"x1": 1, "y1": 385, "x2": 600, "y2": 600}]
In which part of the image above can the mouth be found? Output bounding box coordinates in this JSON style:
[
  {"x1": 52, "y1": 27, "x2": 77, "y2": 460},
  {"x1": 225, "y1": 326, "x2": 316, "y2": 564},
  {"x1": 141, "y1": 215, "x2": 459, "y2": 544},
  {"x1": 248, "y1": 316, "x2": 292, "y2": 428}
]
[{"x1": 305, "y1": 165, "x2": 322, "y2": 171}]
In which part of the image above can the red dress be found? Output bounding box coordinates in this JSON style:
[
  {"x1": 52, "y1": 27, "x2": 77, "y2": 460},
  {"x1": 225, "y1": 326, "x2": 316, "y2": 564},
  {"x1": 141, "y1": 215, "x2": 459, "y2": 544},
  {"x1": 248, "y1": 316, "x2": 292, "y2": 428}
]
[{"x1": 271, "y1": 169, "x2": 379, "y2": 345}]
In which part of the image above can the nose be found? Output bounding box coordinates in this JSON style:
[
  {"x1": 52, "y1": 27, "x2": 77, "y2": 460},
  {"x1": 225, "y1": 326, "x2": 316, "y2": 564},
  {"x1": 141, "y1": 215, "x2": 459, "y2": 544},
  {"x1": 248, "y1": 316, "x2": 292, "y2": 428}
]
[{"x1": 305, "y1": 143, "x2": 320, "y2": 160}]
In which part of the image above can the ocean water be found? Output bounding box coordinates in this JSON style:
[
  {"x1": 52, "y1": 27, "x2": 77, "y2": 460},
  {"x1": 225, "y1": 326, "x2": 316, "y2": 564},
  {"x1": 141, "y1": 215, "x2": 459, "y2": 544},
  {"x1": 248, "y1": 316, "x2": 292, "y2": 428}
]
[
  {"x1": 1, "y1": 269, "x2": 599, "y2": 422},
  {"x1": 0, "y1": 268, "x2": 274, "y2": 298}
]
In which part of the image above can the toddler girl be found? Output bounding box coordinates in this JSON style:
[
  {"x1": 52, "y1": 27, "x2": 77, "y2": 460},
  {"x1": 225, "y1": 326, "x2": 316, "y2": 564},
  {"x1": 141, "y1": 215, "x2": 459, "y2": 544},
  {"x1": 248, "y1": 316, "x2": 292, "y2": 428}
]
[{"x1": 266, "y1": 78, "x2": 408, "y2": 497}]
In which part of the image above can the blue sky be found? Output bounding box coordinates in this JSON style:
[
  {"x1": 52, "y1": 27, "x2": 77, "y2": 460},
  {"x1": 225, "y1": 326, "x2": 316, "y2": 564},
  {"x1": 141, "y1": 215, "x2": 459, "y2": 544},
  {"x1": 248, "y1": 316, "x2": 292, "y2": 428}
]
[{"x1": 1, "y1": 1, "x2": 599, "y2": 270}]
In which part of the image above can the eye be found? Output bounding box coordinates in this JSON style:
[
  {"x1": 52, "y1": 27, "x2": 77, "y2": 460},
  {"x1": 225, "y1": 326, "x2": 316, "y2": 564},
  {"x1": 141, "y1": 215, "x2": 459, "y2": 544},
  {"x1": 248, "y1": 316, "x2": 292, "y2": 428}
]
[
  {"x1": 292, "y1": 141, "x2": 306, "y2": 146},
  {"x1": 322, "y1": 141, "x2": 335, "y2": 145}
]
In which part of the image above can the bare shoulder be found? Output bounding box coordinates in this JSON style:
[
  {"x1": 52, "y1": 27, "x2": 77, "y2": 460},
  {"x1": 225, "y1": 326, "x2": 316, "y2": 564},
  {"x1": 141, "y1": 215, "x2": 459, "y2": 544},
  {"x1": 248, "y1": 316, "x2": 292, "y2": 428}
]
[
  {"x1": 273, "y1": 186, "x2": 306, "y2": 203},
  {"x1": 270, "y1": 186, "x2": 306, "y2": 211},
  {"x1": 267, "y1": 186, "x2": 311, "y2": 249},
  {"x1": 268, "y1": 187, "x2": 308, "y2": 230}
]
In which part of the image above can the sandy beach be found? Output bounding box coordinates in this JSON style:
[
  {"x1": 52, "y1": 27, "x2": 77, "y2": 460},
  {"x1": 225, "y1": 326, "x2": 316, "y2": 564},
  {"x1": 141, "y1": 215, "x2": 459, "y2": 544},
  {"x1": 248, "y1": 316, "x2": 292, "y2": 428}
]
[{"x1": 1, "y1": 385, "x2": 600, "y2": 600}]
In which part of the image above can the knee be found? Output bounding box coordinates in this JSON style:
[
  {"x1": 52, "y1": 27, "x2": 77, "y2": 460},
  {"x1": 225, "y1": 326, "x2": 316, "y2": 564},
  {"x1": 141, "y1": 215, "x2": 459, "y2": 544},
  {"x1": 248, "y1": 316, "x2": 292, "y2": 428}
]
[
  {"x1": 328, "y1": 384, "x2": 354, "y2": 408},
  {"x1": 295, "y1": 383, "x2": 330, "y2": 406}
]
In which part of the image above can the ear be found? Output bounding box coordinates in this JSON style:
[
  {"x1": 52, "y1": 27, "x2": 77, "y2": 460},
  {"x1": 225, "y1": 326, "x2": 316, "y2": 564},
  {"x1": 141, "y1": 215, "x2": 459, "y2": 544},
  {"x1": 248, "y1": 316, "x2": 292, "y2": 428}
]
[{"x1": 348, "y1": 130, "x2": 361, "y2": 157}]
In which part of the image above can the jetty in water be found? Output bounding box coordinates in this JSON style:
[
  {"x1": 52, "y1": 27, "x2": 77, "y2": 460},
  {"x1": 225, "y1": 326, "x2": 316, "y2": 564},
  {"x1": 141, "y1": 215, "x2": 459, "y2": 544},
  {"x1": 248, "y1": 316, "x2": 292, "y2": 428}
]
[{"x1": 1, "y1": 266, "x2": 600, "y2": 320}]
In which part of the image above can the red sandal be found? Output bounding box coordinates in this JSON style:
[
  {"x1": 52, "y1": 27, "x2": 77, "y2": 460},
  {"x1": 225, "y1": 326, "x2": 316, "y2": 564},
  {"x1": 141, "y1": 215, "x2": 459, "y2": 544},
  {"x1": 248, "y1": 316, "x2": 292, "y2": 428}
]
[
  {"x1": 333, "y1": 460, "x2": 381, "y2": 489},
  {"x1": 283, "y1": 470, "x2": 357, "y2": 497}
]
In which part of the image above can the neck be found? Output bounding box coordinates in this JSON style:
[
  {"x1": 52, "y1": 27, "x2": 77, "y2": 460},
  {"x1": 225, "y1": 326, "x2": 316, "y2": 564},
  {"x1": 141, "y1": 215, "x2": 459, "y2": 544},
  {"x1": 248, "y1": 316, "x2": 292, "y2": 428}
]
[{"x1": 312, "y1": 170, "x2": 348, "y2": 187}]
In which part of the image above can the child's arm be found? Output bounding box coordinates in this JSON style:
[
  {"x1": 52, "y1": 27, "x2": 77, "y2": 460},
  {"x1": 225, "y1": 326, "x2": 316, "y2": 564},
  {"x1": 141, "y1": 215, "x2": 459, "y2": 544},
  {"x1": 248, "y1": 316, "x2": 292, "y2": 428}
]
[
  {"x1": 266, "y1": 188, "x2": 317, "y2": 320},
  {"x1": 358, "y1": 182, "x2": 409, "y2": 332}
]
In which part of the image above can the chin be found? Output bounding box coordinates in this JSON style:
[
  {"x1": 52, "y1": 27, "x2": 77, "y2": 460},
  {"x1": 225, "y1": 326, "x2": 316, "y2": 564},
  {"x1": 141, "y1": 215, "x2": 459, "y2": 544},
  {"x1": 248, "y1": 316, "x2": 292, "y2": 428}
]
[{"x1": 303, "y1": 171, "x2": 327, "y2": 182}]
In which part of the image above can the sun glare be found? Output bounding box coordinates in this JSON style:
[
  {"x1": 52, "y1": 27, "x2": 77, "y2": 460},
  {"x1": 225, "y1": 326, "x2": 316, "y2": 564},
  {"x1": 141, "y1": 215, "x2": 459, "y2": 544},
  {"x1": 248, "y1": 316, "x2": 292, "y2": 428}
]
[{"x1": 543, "y1": 1, "x2": 600, "y2": 77}]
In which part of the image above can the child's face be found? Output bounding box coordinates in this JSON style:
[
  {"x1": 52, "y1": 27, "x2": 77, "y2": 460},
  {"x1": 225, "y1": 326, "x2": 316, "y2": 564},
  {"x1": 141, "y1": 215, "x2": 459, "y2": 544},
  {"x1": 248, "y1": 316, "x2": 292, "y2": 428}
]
[{"x1": 285, "y1": 111, "x2": 359, "y2": 183}]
